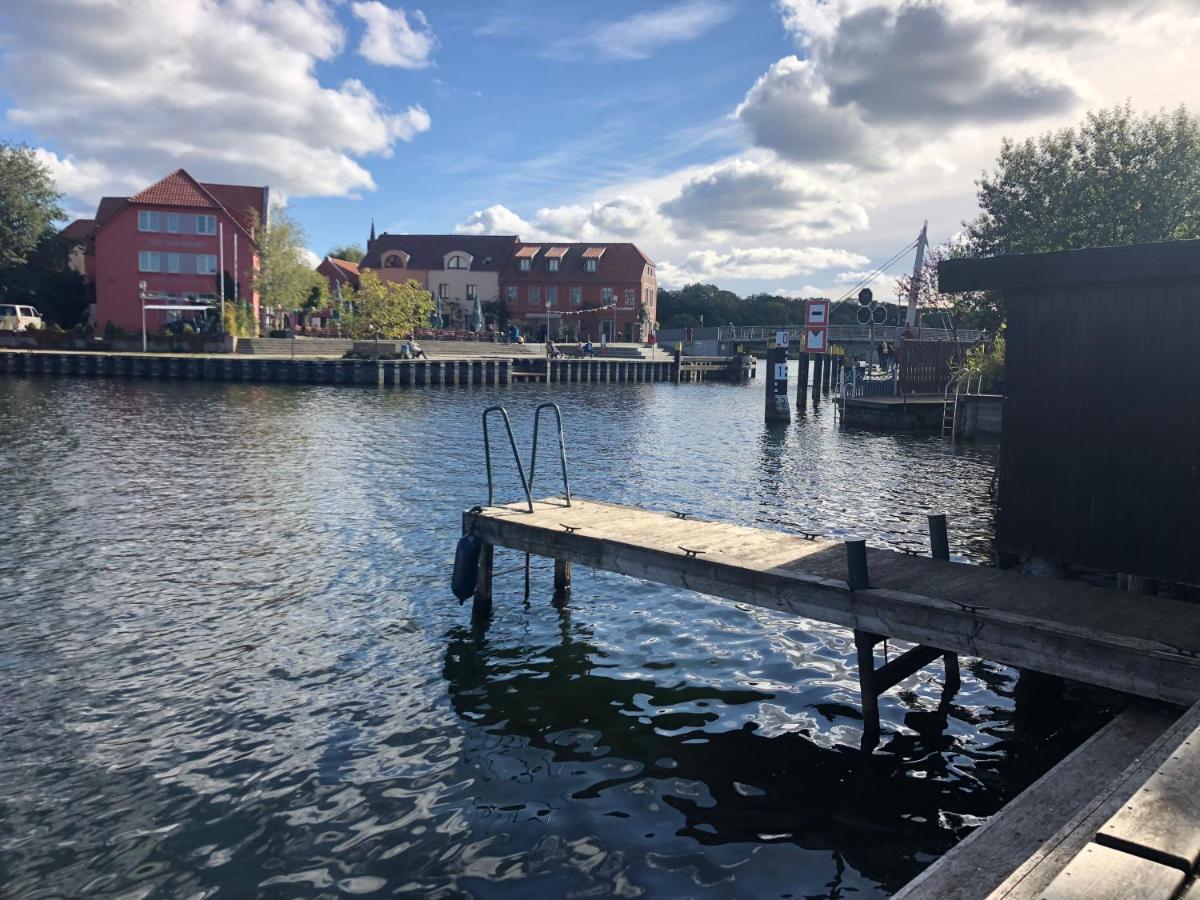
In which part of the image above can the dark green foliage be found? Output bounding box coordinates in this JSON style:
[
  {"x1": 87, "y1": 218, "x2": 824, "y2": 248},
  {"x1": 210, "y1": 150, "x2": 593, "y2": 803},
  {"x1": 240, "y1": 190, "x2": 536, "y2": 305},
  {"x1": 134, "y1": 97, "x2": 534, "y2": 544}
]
[
  {"x1": 657, "y1": 283, "x2": 830, "y2": 328},
  {"x1": 0, "y1": 142, "x2": 64, "y2": 267},
  {"x1": 966, "y1": 105, "x2": 1200, "y2": 256},
  {"x1": 326, "y1": 244, "x2": 365, "y2": 263},
  {"x1": 0, "y1": 230, "x2": 89, "y2": 327}
]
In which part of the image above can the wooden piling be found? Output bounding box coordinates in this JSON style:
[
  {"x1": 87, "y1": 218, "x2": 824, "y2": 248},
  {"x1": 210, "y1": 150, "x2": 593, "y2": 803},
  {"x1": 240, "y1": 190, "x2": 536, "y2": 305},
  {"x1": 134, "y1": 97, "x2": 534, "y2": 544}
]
[
  {"x1": 474, "y1": 543, "x2": 494, "y2": 617},
  {"x1": 554, "y1": 558, "x2": 572, "y2": 599}
]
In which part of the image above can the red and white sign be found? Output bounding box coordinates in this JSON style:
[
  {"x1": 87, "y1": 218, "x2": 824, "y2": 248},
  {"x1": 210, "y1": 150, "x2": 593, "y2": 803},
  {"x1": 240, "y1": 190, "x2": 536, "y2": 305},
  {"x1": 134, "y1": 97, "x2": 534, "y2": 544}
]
[
  {"x1": 806, "y1": 300, "x2": 829, "y2": 326},
  {"x1": 805, "y1": 300, "x2": 829, "y2": 352}
]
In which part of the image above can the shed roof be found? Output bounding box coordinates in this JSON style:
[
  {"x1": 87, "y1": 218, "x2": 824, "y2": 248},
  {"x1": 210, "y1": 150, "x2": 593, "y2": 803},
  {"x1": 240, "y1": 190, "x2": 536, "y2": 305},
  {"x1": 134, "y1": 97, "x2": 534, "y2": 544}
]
[{"x1": 939, "y1": 240, "x2": 1200, "y2": 293}]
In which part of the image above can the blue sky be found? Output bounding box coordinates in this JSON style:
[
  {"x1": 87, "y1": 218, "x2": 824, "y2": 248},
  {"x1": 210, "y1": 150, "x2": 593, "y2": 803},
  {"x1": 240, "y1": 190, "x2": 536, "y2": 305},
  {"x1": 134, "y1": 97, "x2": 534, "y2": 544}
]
[{"x1": 2, "y1": 0, "x2": 1197, "y2": 299}]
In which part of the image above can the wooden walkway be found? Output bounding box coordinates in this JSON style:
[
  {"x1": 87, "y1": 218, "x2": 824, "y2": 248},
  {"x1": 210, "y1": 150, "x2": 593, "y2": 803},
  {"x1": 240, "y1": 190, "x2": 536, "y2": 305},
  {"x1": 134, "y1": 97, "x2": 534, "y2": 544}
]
[
  {"x1": 467, "y1": 498, "x2": 1200, "y2": 705},
  {"x1": 465, "y1": 498, "x2": 1200, "y2": 897}
]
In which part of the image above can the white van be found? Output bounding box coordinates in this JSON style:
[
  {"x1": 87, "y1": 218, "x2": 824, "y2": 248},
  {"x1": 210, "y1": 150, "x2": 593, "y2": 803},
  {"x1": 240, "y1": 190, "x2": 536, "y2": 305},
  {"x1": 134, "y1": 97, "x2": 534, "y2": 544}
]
[{"x1": 0, "y1": 304, "x2": 44, "y2": 331}]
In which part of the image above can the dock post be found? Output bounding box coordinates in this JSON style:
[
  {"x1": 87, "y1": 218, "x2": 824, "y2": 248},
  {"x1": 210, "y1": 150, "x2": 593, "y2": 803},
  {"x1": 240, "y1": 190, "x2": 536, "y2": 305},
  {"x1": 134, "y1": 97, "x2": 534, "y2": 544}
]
[
  {"x1": 796, "y1": 351, "x2": 809, "y2": 406},
  {"x1": 928, "y1": 514, "x2": 949, "y2": 561},
  {"x1": 855, "y1": 631, "x2": 883, "y2": 751},
  {"x1": 474, "y1": 543, "x2": 494, "y2": 617},
  {"x1": 554, "y1": 559, "x2": 571, "y2": 601},
  {"x1": 822, "y1": 353, "x2": 832, "y2": 392},
  {"x1": 846, "y1": 538, "x2": 869, "y2": 589},
  {"x1": 673, "y1": 345, "x2": 682, "y2": 384},
  {"x1": 765, "y1": 330, "x2": 791, "y2": 422}
]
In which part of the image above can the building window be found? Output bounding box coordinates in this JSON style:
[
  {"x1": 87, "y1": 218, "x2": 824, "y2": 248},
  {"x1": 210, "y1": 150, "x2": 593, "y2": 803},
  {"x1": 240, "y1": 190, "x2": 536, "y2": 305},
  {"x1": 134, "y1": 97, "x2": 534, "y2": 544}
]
[
  {"x1": 624, "y1": 289, "x2": 635, "y2": 308},
  {"x1": 585, "y1": 258, "x2": 598, "y2": 273},
  {"x1": 439, "y1": 283, "x2": 449, "y2": 299},
  {"x1": 602, "y1": 287, "x2": 614, "y2": 303},
  {"x1": 547, "y1": 258, "x2": 559, "y2": 272},
  {"x1": 195, "y1": 215, "x2": 217, "y2": 235},
  {"x1": 571, "y1": 286, "x2": 582, "y2": 305},
  {"x1": 384, "y1": 253, "x2": 404, "y2": 268},
  {"x1": 197, "y1": 254, "x2": 218, "y2": 275},
  {"x1": 467, "y1": 284, "x2": 478, "y2": 301},
  {"x1": 166, "y1": 213, "x2": 180, "y2": 234},
  {"x1": 138, "y1": 251, "x2": 161, "y2": 272},
  {"x1": 529, "y1": 286, "x2": 539, "y2": 305},
  {"x1": 547, "y1": 286, "x2": 557, "y2": 307},
  {"x1": 506, "y1": 285, "x2": 517, "y2": 303},
  {"x1": 137, "y1": 211, "x2": 160, "y2": 232},
  {"x1": 519, "y1": 258, "x2": 531, "y2": 272},
  {"x1": 448, "y1": 254, "x2": 468, "y2": 269},
  {"x1": 167, "y1": 253, "x2": 181, "y2": 274}
]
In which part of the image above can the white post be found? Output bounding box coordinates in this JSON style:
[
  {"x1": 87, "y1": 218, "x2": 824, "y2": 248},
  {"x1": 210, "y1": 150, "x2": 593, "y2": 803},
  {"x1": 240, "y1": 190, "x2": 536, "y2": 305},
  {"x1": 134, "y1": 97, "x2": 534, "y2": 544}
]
[
  {"x1": 218, "y1": 220, "x2": 226, "y2": 332},
  {"x1": 904, "y1": 220, "x2": 928, "y2": 329}
]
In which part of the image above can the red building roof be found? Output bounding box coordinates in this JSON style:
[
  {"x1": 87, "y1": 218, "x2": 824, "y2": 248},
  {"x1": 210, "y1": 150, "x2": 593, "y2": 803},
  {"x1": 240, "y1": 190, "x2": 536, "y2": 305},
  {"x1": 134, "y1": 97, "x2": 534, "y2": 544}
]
[
  {"x1": 60, "y1": 218, "x2": 96, "y2": 241},
  {"x1": 93, "y1": 169, "x2": 268, "y2": 241},
  {"x1": 502, "y1": 242, "x2": 654, "y2": 283}
]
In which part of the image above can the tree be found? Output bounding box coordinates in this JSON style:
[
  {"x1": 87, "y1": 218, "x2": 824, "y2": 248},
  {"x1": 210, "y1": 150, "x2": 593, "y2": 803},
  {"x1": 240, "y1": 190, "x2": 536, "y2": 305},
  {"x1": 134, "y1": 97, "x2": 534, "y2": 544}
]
[
  {"x1": 326, "y1": 243, "x2": 365, "y2": 263},
  {"x1": 251, "y1": 203, "x2": 327, "y2": 316},
  {"x1": 966, "y1": 104, "x2": 1200, "y2": 257},
  {"x1": 0, "y1": 142, "x2": 63, "y2": 267},
  {"x1": 0, "y1": 230, "x2": 89, "y2": 327},
  {"x1": 342, "y1": 270, "x2": 434, "y2": 341}
]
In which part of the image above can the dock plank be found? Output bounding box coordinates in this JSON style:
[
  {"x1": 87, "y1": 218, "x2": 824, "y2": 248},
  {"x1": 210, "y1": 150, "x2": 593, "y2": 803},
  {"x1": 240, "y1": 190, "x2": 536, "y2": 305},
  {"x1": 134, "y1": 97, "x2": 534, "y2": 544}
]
[
  {"x1": 893, "y1": 704, "x2": 1178, "y2": 900},
  {"x1": 1037, "y1": 842, "x2": 1185, "y2": 900},
  {"x1": 1096, "y1": 717, "x2": 1200, "y2": 871},
  {"x1": 469, "y1": 499, "x2": 1200, "y2": 704}
]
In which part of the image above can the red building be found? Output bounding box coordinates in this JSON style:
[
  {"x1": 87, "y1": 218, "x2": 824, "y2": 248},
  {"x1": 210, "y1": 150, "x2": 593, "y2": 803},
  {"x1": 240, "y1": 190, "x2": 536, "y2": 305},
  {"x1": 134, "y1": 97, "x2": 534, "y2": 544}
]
[
  {"x1": 500, "y1": 242, "x2": 656, "y2": 342},
  {"x1": 79, "y1": 169, "x2": 267, "y2": 332}
]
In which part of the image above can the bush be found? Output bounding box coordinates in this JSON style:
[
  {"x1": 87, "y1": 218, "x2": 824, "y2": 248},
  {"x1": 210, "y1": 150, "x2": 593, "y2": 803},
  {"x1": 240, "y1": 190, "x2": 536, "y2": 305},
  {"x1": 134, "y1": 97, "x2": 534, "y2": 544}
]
[{"x1": 962, "y1": 335, "x2": 1005, "y2": 391}]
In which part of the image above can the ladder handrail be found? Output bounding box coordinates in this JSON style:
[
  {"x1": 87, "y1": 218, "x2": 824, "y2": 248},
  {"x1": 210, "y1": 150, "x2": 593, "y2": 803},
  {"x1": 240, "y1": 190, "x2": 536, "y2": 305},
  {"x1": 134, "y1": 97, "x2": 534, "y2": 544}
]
[
  {"x1": 482, "y1": 406, "x2": 534, "y2": 512},
  {"x1": 529, "y1": 402, "x2": 572, "y2": 506}
]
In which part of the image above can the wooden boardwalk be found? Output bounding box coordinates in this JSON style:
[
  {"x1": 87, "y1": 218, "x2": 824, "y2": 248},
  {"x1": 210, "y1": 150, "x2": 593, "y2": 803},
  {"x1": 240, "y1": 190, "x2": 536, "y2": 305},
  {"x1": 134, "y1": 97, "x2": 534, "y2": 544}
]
[
  {"x1": 467, "y1": 498, "x2": 1200, "y2": 705},
  {"x1": 466, "y1": 498, "x2": 1200, "y2": 896}
]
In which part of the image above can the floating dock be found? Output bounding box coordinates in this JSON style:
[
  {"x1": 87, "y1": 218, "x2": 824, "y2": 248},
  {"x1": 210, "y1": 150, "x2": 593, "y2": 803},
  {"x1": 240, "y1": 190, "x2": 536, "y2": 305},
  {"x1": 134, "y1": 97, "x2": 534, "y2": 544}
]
[{"x1": 464, "y1": 497, "x2": 1200, "y2": 898}]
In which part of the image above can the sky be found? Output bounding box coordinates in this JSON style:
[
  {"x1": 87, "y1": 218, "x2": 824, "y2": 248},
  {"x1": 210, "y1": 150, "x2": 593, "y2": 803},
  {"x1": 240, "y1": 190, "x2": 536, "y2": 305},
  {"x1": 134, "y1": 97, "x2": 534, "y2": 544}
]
[{"x1": 1, "y1": 0, "x2": 1198, "y2": 300}]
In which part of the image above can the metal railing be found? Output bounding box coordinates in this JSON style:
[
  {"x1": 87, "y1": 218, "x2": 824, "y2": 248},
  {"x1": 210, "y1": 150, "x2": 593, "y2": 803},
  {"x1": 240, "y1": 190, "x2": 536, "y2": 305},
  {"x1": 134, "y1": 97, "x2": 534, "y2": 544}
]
[
  {"x1": 717, "y1": 325, "x2": 985, "y2": 344},
  {"x1": 528, "y1": 403, "x2": 571, "y2": 507},
  {"x1": 482, "y1": 406, "x2": 533, "y2": 512}
]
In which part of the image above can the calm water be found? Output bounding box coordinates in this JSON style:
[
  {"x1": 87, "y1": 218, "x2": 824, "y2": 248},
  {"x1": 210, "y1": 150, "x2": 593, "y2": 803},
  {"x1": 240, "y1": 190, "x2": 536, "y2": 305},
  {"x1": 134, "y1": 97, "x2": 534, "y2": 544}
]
[{"x1": 0, "y1": 370, "x2": 1119, "y2": 898}]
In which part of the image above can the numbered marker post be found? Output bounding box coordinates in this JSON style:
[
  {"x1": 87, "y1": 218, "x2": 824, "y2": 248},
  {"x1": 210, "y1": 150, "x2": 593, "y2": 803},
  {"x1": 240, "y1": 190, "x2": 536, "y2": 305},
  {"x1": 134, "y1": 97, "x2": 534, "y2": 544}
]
[{"x1": 765, "y1": 329, "x2": 791, "y2": 422}]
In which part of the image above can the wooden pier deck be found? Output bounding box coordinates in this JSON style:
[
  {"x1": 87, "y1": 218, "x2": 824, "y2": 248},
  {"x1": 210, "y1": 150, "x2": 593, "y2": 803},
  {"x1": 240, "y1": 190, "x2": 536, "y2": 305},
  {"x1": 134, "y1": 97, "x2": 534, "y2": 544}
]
[
  {"x1": 466, "y1": 498, "x2": 1200, "y2": 706},
  {"x1": 467, "y1": 498, "x2": 1200, "y2": 897}
]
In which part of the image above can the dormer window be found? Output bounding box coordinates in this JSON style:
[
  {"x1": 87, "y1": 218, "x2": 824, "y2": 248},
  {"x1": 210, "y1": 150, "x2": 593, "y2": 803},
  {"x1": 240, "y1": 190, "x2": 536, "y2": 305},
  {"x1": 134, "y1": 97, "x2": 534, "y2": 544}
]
[
  {"x1": 448, "y1": 254, "x2": 467, "y2": 269},
  {"x1": 582, "y1": 247, "x2": 605, "y2": 272},
  {"x1": 547, "y1": 258, "x2": 559, "y2": 272},
  {"x1": 515, "y1": 245, "x2": 541, "y2": 273},
  {"x1": 383, "y1": 253, "x2": 405, "y2": 269},
  {"x1": 585, "y1": 259, "x2": 597, "y2": 273}
]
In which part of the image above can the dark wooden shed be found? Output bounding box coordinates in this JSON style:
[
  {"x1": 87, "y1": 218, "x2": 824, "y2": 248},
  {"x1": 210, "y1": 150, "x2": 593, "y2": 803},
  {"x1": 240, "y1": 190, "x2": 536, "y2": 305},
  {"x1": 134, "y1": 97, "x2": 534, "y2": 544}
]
[{"x1": 939, "y1": 240, "x2": 1200, "y2": 586}]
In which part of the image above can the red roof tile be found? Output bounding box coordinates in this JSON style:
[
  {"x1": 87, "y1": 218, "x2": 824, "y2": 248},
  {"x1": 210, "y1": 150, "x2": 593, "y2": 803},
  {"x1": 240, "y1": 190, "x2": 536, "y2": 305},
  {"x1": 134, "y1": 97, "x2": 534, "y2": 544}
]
[
  {"x1": 514, "y1": 245, "x2": 542, "y2": 258},
  {"x1": 131, "y1": 169, "x2": 218, "y2": 208},
  {"x1": 544, "y1": 246, "x2": 569, "y2": 258},
  {"x1": 503, "y1": 242, "x2": 655, "y2": 284}
]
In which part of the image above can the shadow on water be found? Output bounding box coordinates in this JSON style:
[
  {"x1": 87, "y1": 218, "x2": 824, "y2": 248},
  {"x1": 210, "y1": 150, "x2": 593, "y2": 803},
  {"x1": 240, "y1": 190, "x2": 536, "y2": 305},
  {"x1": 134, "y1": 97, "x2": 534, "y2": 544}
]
[{"x1": 443, "y1": 599, "x2": 1120, "y2": 896}]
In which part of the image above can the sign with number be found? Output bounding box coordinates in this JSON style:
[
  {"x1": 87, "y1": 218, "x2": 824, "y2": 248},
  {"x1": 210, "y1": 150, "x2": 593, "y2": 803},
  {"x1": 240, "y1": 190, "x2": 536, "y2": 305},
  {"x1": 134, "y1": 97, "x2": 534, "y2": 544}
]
[
  {"x1": 775, "y1": 330, "x2": 790, "y2": 348},
  {"x1": 774, "y1": 362, "x2": 788, "y2": 380}
]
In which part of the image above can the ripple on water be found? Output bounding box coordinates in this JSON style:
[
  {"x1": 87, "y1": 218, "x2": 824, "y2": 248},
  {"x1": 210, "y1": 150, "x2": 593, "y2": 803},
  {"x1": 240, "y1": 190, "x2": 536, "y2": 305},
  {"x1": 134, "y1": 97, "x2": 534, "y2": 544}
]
[{"x1": 0, "y1": 374, "x2": 1120, "y2": 898}]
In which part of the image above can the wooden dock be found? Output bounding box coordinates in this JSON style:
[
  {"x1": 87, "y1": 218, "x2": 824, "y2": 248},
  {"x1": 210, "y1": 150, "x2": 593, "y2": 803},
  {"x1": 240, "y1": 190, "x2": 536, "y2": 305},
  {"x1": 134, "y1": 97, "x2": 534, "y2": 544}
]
[
  {"x1": 465, "y1": 498, "x2": 1200, "y2": 897},
  {"x1": 465, "y1": 498, "x2": 1200, "y2": 705}
]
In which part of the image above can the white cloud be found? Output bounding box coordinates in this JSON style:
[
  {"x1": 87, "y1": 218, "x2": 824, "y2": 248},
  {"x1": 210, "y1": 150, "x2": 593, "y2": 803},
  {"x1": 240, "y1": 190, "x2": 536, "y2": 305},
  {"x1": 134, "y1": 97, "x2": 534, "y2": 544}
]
[
  {"x1": 2, "y1": 0, "x2": 431, "y2": 207},
  {"x1": 351, "y1": 2, "x2": 437, "y2": 68},
  {"x1": 660, "y1": 157, "x2": 870, "y2": 239},
  {"x1": 740, "y1": 0, "x2": 1087, "y2": 166},
  {"x1": 455, "y1": 197, "x2": 666, "y2": 243},
  {"x1": 658, "y1": 246, "x2": 870, "y2": 286},
  {"x1": 547, "y1": 0, "x2": 734, "y2": 61}
]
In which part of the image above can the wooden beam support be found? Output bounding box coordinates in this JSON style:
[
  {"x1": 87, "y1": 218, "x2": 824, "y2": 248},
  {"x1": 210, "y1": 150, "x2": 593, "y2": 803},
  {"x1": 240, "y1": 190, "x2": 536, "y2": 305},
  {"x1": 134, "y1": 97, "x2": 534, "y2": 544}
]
[{"x1": 873, "y1": 644, "x2": 946, "y2": 694}]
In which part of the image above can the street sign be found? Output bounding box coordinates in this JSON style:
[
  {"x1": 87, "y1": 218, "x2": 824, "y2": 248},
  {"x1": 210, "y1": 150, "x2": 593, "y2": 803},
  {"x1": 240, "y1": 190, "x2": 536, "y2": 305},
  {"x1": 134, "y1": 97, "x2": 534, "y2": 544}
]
[
  {"x1": 806, "y1": 328, "x2": 828, "y2": 352},
  {"x1": 806, "y1": 300, "x2": 829, "y2": 326},
  {"x1": 776, "y1": 329, "x2": 790, "y2": 347}
]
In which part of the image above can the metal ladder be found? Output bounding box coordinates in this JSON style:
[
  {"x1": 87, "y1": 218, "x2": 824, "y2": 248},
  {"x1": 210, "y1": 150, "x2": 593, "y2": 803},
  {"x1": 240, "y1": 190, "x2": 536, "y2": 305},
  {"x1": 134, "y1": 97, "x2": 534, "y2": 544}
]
[
  {"x1": 482, "y1": 403, "x2": 572, "y2": 511},
  {"x1": 941, "y1": 371, "x2": 980, "y2": 439}
]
